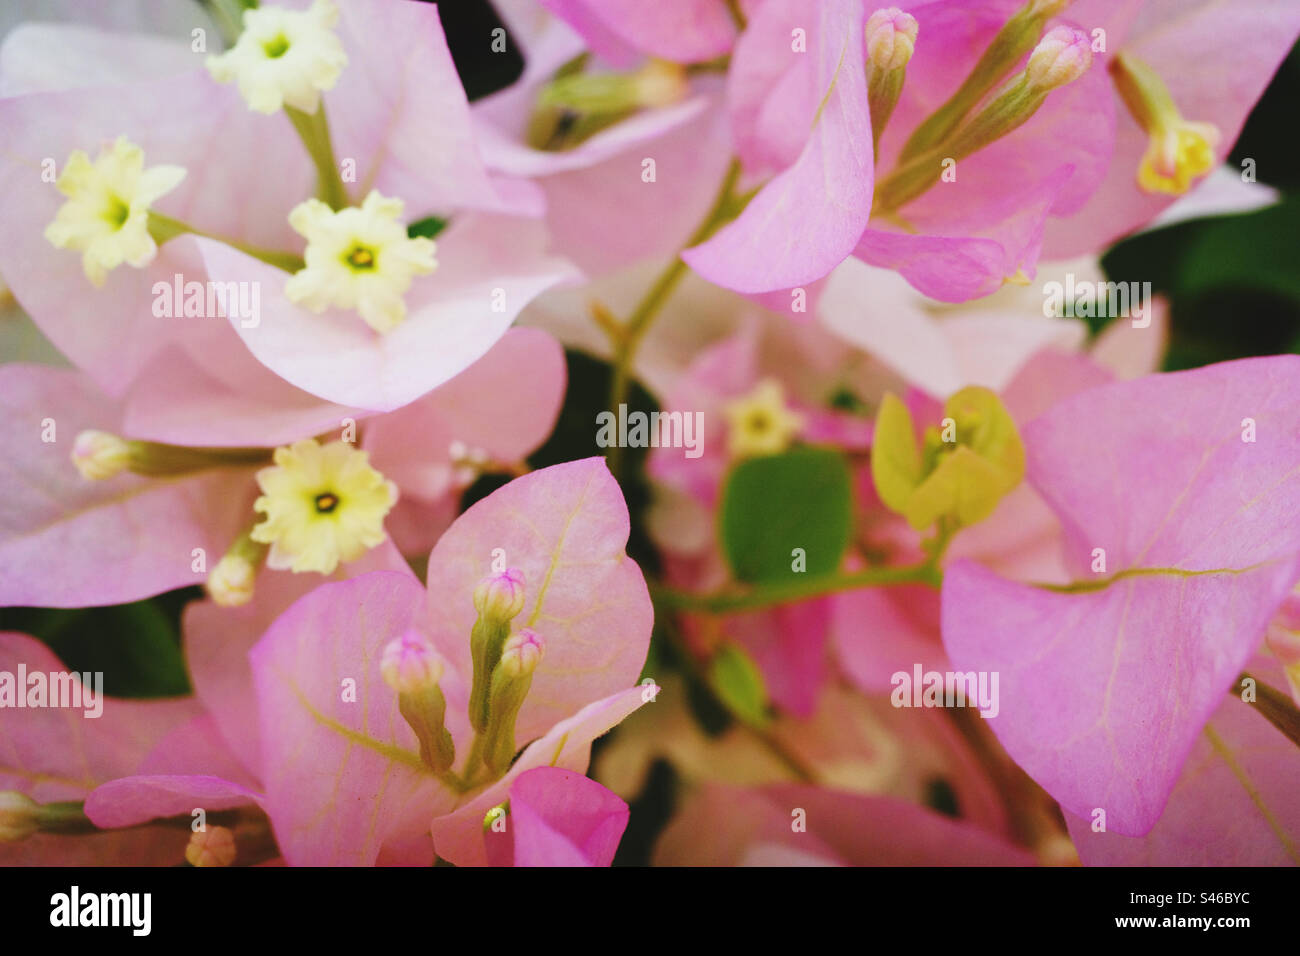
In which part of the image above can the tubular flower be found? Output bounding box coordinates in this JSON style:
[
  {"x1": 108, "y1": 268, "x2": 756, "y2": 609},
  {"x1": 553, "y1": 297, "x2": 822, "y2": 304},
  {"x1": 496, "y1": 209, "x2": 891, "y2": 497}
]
[
  {"x1": 1111, "y1": 51, "x2": 1220, "y2": 196},
  {"x1": 43, "y1": 136, "x2": 185, "y2": 286},
  {"x1": 206, "y1": 0, "x2": 348, "y2": 115},
  {"x1": 284, "y1": 191, "x2": 437, "y2": 333},
  {"x1": 251, "y1": 439, "x2": 398, "y2": 574}
]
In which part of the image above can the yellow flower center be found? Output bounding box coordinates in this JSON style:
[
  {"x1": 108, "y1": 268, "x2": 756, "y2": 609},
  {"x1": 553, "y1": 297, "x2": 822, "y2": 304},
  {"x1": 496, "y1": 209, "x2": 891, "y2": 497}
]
[
  {"x1": 723, "y1": 380, "x2": 805, "y2": 460},
  {"x1": 250, "y1": 439, "x2": 398, "y2": 575},
  {"x1": 284, "y1": 191, "x2": 436, "y2": 333},
  {"x1": 262, "y1": 34, "x2": 291, "y2": 59}
]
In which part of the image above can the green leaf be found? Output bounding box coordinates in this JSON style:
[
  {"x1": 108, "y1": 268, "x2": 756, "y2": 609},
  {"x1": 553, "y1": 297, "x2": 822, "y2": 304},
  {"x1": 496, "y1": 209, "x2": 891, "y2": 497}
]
[
  {"x1": 407, "y1": 216, "x2": 449, "y2": 240},
  {"x1": 708, "y1": 644, "x2": 769, "y2": 727},
  {"x1": 3, "y1": 595, "x2": 193, "y2": 698},
  {"x1": 719, "y1": 446, "x2": 852, "y2": 584}
]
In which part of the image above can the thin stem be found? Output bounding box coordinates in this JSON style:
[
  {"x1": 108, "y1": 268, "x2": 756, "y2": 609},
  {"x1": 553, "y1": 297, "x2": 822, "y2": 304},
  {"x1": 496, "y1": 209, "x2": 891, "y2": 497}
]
[
  {"x1": 652, "y1": 561, "x2": 940, "y2": 615},
  {"x1": 285, "y1": 103, "x2": 350, "y2": 211},
  {"x1": 1238, "y1": 672, "x2": 1300, "y2": 749},
  {"x1": 148, "y1": 211, "x2": 304, "y2": 272},
  {"x1": 943, "y1": 707, "x2": 1073, "y2": 863},
  {"x1": 657, "y1": 614, "x2": 816, "y2": 783},
  {"x1": 725, "y1": 0, "x2": 748, "y2": 32},
  {"x1": 604, "y1": 158, "x2": 743, "y2": 480}
]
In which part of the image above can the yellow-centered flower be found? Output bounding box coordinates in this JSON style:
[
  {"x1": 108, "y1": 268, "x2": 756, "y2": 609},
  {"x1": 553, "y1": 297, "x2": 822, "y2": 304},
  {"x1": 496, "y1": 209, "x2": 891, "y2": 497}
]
[
  {"x1": 44, "y1": 136, "x2": 186, "y2": 286},
  {"x1": 206, "y1": 0, "x2": 348, "y2": 115},
  {"x1": 723, "y1": 379, "x2": 805, "y2": 459},
  {"x1": 250, "y1": 439, "x2": 397, "y2": 575},
  {"x1": 284, "y1": 191, "x2": 437, "y2": 333}
]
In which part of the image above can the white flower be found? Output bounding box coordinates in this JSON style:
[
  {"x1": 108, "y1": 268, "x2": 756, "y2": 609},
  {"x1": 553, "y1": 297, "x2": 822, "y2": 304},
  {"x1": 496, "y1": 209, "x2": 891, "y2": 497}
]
[
  {"x1": 44, "y1": 137, "x2": 186, "y2": 287},
  {"x1": 206, "y1": 0, "x2": 348, "y2": 115},
  {"x1": 284, "y1": 191, "x2": 437, "y2": 333}
]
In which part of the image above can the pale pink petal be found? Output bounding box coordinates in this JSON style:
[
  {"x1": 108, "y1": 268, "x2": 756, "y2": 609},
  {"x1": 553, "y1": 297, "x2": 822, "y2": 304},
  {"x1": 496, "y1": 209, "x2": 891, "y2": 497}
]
[
  {"x1": 122, "y1": 345, "x2": 357, "y2": 448},
  {"x1": 541, "y1": 0, "x2": 735, "y2": 64},
  {"x1": 424, "y1": 458, "x2": 653, "y2": 742},
  {"x1": 684, "y1": 0, "x2": 871, "y2": 293},
  {"x1": 819, "y1": 258, "x2": 1085, "y2": 397},
  {"x1": 833, "y1": 585, "x2": 946, "y2": 694},
  {"x1": 183, "y1": 540, "x2": 412, "y2": 774},
  {"x1": 0, "y1": 72, "x2": 311, "y2": 393},
  {"x1": 249, "y1": 571, "x2": 455, "y2": 866},
  {"x1": 507, "y1": 766, "x2": 629, "y2": 866},
  {"x1": 944, "y1": 356, "x2": 1300, "y2": 835},
  {"x1": 653, "y1": 783, "x2": 1035, "y2": 865},
  {"x1": 0, "y1": 22, "x2": 194, "y2": 95},
  {"x1": 365, "y1": 327, "x2": 565, "y2": 501},
  {"x1": 211, "y1": 215, "x2": 577, "y2": 411},
  {"x1": 0, "y1": 365, "x2": 255, "y2": 607},
  {"x1": 1065, "y1": 658, "x2": 1300, "y2": 865},
  {"x1": 1088, "y1": 296, "x2": 1169, "y2": 381},
  {"x1": 1043, "y1": 0, "x2": 1300, "y2": 256},
  {"x1": 329, "y1": 0, "x2": 536, "y2": 215},
  {"x1": 0, "y1": 631, "x2": 199, "y2": 804},
  {"x1": 430, "y1": 685, "x2": 650, "y2": 866}
]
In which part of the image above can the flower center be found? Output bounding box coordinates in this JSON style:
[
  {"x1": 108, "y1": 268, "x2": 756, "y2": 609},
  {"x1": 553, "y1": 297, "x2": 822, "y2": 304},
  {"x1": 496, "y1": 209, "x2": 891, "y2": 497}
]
[
  {"x1": 314, "y1": 491, "x2": 340, "y2": 514},
  {"x1": 263, "y1": 34, "x2": 291, "y2": 59},
  {"x1": 344, "y1": 244, "x2": 376, "y2": 271},
  {"x1": 103, "y1": 193, "x2": 130, "y2": 230}
]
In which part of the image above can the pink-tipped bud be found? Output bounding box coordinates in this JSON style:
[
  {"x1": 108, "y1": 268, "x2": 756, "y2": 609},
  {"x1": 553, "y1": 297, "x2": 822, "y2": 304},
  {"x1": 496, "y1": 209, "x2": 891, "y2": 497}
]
[
  {"x1": 71, "y1": 430, "x2": 131, "y2": 480},
  {"x1": 380, "y1": 629, "x2": 444, "y2": 694},
  {"x1": 0, "y1": 791, "x2": 40, "y2": 842},
  {"x1": 186, "y1": 825, "x2": 237, "y2": 867},
  {"x1": 865, "y1": 8, "x2": 918, "y2": 71},
  {"x1": 473, "y1": 568, "x2": 526, "y2": 622},
  {"x1": 1025, "y1": 26, "x2": 1091, "y2": 91},
  {"x1": 498, "y1": 627, "x2": 545, "y2": 678}
]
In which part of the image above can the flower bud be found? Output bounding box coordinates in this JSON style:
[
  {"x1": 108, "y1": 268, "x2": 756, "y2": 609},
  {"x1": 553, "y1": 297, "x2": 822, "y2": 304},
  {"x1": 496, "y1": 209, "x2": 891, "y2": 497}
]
[
  {"x1": 186, "y1": 825, "x2": 237, "y2": 867},
  {"x1": 382, "y1": 631, "x2": 455, "y2": 773},
  {"x1": 865, "y1": 8, "x2": 918, "y2": 71},
  {"x1": 498, "y1": 628, "x2": 545, "y2": 679},
  {"x1": 481, "y1": 629, "x2": 547, "y2": 776},
  {"x1": 0, "y1": 791, "x2": 40, "y2": 842},
  {"x1": 207, "y1": 553, "x2": 257, "y2": 608},
  {"x1": 380, "y1": 630, "x2": 445, "y2": 694},
  {"x1": 1025, "y1": 26, "x2": 1092, "y2": 91},
  {"x1": 71, "y1": 430, "x2": 131, "y2": 480},
  {"x1": 473, "y1": 568, "x2": 526, "y2": 623}
]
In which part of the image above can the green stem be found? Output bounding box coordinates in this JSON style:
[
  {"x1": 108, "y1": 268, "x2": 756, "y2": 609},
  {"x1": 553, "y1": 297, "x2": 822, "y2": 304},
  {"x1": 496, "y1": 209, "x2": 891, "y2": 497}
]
[
  {"x1": 285, "y1": 103, "x2": 350, "y2": 211},
  {"x1": 658, "y1": 616, "x2": 816, "y2": 783},
  {"x1": 148, "y1": 212, "x2": 304, "y2": 272},
  {"x1": 605, "y1": 158, "x2": 743, "y2": 480},
  {"x1": 652, "y1": 561, "x2": 941, "y2": 615}
]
